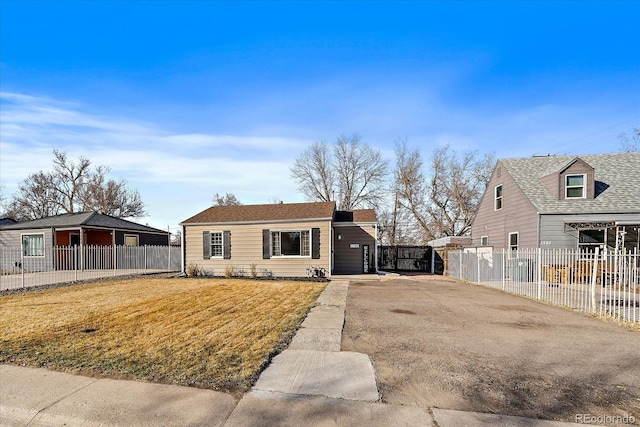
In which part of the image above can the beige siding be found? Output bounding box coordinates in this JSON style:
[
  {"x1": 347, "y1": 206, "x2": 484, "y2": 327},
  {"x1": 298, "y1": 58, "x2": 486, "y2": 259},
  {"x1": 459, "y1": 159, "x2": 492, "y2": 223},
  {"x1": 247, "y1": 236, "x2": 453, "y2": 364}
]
[
  {"x1": 333, "y1": 224, "x2": 376, "y2": 274},
  {"x1": 184, "y1": 220, "x2": 332, "y2": 277},
  {"x1": 471, "y1": 161, "x2": 538, "y2": 249}
]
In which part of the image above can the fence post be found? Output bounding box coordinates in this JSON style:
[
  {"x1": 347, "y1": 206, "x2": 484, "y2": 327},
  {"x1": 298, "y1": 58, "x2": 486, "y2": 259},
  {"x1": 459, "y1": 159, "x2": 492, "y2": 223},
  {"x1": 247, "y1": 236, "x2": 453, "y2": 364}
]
[
  {"x1": 21, "y1": 246, "x2": 25, "y2": 289},
  {"x1": 502, "y1": 249, "x2": 505, "y2": 291},
  {"x1": 591, "y1": 246, "x2": 599, "y2": 313},
  {"x1": 537, "y1": 247, "x2": 542, "y2": 300}
]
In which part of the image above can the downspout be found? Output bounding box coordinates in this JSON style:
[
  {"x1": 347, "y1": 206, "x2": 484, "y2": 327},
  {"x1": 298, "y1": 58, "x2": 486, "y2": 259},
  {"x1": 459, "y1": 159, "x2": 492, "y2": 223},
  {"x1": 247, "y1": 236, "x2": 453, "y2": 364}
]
[
  {"x1": 181, "y1": 224, "x2": 185, "y2": 275},
  {"x1": 80, "y1": 227, "x2": 84, "y2": 271},
  {"x1": 111, "y1": 228, "x2": 116, "y2": 274},
  {"x1": 374, "y1": 223, "x2": 379, "y2": 273},
  {"x1": 536, "y1": 212, "x2": 541, "y2": 248},
  {"x1": 329, "y1": 223, "x2": 333, "y2": 276}
]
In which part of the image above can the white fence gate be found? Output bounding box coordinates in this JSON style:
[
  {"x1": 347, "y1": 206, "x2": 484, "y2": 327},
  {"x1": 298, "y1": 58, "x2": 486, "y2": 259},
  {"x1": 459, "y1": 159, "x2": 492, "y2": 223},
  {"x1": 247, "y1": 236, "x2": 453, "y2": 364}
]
[
  {"x1": 1, "y1": 245, "x2": 181, "y2": 291},
  {"x1": 448, "y1": 248, "x2": 639, "y2": 324}
]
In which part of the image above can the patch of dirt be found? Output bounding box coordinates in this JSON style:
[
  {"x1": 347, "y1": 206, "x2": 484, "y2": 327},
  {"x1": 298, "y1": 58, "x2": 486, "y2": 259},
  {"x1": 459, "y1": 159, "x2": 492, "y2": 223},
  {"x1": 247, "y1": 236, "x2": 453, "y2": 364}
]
[
  {"x1": 389, "y1": 309, "x2": 416, "y2": 315},
  {"x1": 342, "y1": 278, "x2": 640, "y2": 422}
]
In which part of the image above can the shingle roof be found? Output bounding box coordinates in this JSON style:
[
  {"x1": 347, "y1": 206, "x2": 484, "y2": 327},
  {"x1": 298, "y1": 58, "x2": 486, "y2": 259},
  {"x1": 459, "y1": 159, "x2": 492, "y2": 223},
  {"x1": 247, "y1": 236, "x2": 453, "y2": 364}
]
[
  {"x1": 0, "y1": 212, "x2": 168, "y2": 234},
  {"x1": 334, "y1": 209, "x2": 377, "y2": 223},
  {"x1": 500, "y1": 152, "x2": 640, "y2": 214},
  {"x1": 181, "y1": 201, "x2": 337, "y2": 224}
]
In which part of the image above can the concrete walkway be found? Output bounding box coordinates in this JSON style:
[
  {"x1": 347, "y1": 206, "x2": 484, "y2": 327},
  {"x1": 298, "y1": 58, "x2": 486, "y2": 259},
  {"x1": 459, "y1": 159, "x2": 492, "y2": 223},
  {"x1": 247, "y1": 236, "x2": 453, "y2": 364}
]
[{"x1": 1, "y1": 275, "x2": 589, "y2": 426}]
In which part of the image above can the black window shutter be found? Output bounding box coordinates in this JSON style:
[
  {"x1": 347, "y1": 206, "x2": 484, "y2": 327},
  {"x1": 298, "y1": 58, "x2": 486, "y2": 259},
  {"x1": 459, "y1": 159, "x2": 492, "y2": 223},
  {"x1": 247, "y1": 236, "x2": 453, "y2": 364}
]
[
  {"x1": 223, "y1": 230, "x2": 231, "y2": 259},
  {"x1": 312, "y1": 228, "x2": 321, "y2": 259},
  {"x1": 203, "y1": 231, "x2": 211, "y2": 259},
  {"x1": 262, "y1": 229, "x2": 271, "y2": 259}
]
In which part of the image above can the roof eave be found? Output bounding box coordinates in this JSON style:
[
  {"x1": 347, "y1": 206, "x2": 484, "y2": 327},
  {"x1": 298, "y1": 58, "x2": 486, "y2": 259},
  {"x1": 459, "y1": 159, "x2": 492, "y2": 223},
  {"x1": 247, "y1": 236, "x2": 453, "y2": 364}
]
[{"x1": 180, "y1": 216, "x2": 335, "y2": 226}]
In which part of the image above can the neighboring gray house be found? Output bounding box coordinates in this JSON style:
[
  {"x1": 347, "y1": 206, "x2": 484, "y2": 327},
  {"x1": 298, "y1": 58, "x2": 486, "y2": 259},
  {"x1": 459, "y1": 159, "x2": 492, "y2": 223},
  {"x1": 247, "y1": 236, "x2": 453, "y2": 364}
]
[
  {"x1": 0, "y1": 212, "x2": 170, "y2": 271},
  {"x1": 471, "y1": 152, "x2": 640, "y2": 252}
]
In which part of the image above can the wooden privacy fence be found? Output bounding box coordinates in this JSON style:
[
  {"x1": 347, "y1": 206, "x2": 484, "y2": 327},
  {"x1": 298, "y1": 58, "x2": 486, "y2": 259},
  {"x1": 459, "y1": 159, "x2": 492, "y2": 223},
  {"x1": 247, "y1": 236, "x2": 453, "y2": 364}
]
[
  {"x1": 0, "y1": 245, "x2": 181, "y2": 291},
  {"x1": 448, "y1": 248, "x2": 639, "y2": 324}
]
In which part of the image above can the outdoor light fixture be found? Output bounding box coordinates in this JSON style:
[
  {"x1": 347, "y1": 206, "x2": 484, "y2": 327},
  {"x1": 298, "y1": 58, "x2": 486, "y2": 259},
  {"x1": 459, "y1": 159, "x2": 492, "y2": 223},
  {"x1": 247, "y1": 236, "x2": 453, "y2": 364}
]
[{"x1": 338, "y1": 233, "x2": 342, "y2": 240}]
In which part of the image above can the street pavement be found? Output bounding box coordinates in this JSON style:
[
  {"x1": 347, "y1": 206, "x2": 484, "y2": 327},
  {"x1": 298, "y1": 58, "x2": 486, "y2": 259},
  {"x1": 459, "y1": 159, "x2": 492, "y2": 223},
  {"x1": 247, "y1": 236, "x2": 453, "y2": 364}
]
[{"x1": 1, "y1": 275, "x2": 593, "y2": 426}]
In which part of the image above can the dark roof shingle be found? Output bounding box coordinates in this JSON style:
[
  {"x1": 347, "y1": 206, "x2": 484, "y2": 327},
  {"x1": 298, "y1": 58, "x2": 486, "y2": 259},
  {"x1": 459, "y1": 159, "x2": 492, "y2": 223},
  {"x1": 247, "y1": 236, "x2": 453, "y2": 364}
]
[
  {"x1": 334, "y1": 209, "x2": 377, "y2": 223},
  {"x1": 0, "y1": 212, "x2": 167, "y2": 234},
  {"x1": 181, "y1": 201, "x2": 337, "y2": 224}
]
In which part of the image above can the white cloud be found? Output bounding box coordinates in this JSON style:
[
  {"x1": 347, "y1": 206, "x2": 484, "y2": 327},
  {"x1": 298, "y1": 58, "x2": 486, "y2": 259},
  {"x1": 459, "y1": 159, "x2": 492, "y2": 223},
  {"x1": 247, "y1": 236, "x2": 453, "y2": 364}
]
[{"x1": 0, "y1": 92, "x2": 310, "y2": 229}]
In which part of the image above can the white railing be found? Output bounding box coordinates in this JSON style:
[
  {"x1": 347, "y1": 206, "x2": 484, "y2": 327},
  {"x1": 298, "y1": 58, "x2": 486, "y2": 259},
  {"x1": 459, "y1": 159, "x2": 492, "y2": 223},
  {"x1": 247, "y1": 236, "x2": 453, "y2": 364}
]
[
  {"x1": 448, "y1": 248, "x2": 639, "y2": 324},
  {"x1": 0, "y1": 245, "x2": 181, "y2": 291}
]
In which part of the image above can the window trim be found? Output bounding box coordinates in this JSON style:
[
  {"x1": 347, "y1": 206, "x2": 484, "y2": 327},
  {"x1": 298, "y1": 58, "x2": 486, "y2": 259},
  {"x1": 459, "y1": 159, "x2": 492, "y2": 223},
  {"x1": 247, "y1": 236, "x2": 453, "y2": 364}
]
[
  {"x1": 565, "y1": 173, "x2": 586, "y2": 199},
  {"x1": 480, "y1": 236, "x2": 489, "y2": 246},
  {"x1": 209, "y1": 231, "x2": 224, "y2": 259},
  {"x1": 21, "y1": 232, "x2": 45, "y2": 257},
  {"x1": 124, "y1": 234, "x2": 139, "y2": 246},
  {"x1": 271, "y1": 229, "x2": 311, "y2": 258},
  {"x1": 494, "y1": 184, "x2": 503, "y2": 211},
  {"x1": 508, "y1": 232, "x2": 519, "y2": 252}
]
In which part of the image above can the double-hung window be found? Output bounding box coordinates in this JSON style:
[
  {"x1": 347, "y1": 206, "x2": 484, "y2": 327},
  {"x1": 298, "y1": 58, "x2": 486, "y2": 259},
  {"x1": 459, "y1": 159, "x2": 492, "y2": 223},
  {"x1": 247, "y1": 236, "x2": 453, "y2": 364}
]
[
  {"x1": 211, "y1": 232, "x2": 223, "y2": 257},
  {"x1": 22, "y1": 233, "x2": 45, "y2": 257},
  {"x1": 566, "y1": 174, "x2": 585, "y2": 198},
  {"x1": 495, "y1": 185, "x2": 503, "y2": 210},
  {"x1": 272, "y1": 230, "x2": 310, "y2": 257},
  {"x1": 509, "y1": 232, "x2": 519, "y2": 252}
]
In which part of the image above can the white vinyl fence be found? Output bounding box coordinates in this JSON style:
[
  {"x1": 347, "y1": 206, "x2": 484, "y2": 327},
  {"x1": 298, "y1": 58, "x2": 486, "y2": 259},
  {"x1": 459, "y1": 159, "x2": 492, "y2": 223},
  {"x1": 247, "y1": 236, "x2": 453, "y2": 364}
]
[
  {"x1": 448, "y1": 248, "x2": 639, "y2": 324},
  {"x1": 1, "y1": 245, "x2": 181, "y2": 291}
]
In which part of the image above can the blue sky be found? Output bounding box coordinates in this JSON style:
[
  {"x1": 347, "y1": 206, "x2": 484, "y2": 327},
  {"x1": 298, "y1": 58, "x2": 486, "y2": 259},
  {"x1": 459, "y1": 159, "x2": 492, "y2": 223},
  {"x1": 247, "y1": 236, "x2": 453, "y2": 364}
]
[{"x1": 1, "y1": 1, "x2": 639, "y2": 231}]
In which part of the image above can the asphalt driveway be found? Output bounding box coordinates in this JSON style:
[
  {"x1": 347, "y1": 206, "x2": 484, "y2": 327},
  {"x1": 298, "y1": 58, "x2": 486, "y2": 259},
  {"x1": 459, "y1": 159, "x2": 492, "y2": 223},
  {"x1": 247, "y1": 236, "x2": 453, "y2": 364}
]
[{"x1": 341, "y1": 276, "x2": 640, "y2": 423}]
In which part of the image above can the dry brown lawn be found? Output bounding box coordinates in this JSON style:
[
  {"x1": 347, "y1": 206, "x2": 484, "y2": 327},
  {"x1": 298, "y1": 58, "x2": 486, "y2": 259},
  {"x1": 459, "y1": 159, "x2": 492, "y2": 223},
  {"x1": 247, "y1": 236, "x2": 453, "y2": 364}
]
[{"x1": 0, "y1": 277, "x2": 326, "y2": 393}]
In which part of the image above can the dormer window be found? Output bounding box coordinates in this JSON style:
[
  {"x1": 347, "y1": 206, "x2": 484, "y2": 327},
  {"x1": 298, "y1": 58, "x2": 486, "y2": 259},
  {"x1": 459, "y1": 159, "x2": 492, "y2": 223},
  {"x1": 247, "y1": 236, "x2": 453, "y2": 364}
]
[{"x1": 566, "y1": 174, "x2": 585, "y2": 198}]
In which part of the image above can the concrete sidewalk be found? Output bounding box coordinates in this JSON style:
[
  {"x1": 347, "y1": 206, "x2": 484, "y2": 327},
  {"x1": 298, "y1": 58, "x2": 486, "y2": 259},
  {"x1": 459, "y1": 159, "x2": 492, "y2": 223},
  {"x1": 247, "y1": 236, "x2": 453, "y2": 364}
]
[{"x1": 1, "y1": 277, "x2": 590, "y2": 426}]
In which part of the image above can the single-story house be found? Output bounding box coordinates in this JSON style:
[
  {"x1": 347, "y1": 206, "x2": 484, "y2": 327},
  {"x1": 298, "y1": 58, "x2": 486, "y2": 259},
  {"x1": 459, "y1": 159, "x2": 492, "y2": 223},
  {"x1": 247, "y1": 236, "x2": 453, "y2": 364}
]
[
  {"x1": 180, "y1": 201, "x2": 378, "y2": 277},
  {"x1": 0, "y1": 211, "x2": 170, "y2": 271},
  {"x1": 471, "y1": 152, "x2": 640, "y2": 252}
]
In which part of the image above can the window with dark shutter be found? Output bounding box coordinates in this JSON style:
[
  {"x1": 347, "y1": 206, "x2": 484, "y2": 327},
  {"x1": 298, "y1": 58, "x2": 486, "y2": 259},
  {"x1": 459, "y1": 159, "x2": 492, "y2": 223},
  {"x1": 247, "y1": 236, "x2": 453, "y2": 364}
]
[
  {"x1": 203, "y1": 231, "x2": 211, "y2": 259},
  {"x1": 312, "y1": 228, "x2": 321, "y2": 259},
  {"x1": 223, "y1": 230, "x2": 231, "y2": 259},
  {"x1": 262, "y1": 229, "x2": 271, "y2": 259}
]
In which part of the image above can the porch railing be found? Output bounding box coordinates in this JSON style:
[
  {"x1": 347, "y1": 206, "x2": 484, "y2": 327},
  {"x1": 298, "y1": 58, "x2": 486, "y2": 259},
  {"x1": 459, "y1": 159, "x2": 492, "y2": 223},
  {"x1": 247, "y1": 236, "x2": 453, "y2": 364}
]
[
  {"x1": 448, "y1": 248, "x2": 639, "y2": 325},
  {"x1": 0, "y1": 245, "x2": 181, "y2": 291}
]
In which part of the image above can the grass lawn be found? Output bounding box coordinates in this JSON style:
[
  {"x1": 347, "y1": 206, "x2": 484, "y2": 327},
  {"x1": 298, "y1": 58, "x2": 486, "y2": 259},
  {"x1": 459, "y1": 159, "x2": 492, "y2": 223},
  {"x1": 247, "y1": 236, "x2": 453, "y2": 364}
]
[{"x1": 0, "y1": 277, "x2": 326, "y2": 393}]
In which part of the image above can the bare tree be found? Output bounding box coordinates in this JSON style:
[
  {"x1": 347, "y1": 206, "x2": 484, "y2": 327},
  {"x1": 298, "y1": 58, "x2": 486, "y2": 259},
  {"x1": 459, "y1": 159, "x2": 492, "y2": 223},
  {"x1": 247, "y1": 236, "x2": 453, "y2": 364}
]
[
  {"x1": 619, "y1": 127, "x2": 639, "y2": 152},
  {"x1": 6, "y1": 150, "x2": 146, "y2": 220},
  {"x1": 212, "y1": 192, "x2": 242, "y2": 206},
  {"x1": 394, "y1": 141, "x2": 494, "y2": 241},
  {"x1": 50, "y1": 149, "x2": 92, "y2": 213},
  {"x1": 81, "y1": 165, "x2": 145, "y2": 217},
  {"x1": 334, "y1": 135, "x2": 388, "y2": 210},
  {"x1": 290, "y1": 141, "x2": 335, "y2": 204},
  {"x1": 5, "y1": 171, "x2": 62, "y2": 221},
  {"x1": 291, "y1": 134, "x2": 388, "y2": 210}
]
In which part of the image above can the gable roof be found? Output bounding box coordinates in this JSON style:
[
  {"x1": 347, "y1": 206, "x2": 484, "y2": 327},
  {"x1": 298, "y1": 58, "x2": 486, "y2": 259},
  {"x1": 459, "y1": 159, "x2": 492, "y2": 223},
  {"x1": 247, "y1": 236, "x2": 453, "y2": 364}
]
[
  {"x1": 0, "y1": 212, "x2": 168, "y2": 234},
  {"x1": 334, "y1": 209, "x2": 377, "y2": 223},
  {"x1": 500, "y1": 152, "x2": 640, "y2": 214},
  {"x1": 181, "y1": 201, "x2": 337, "y2": 225}
]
